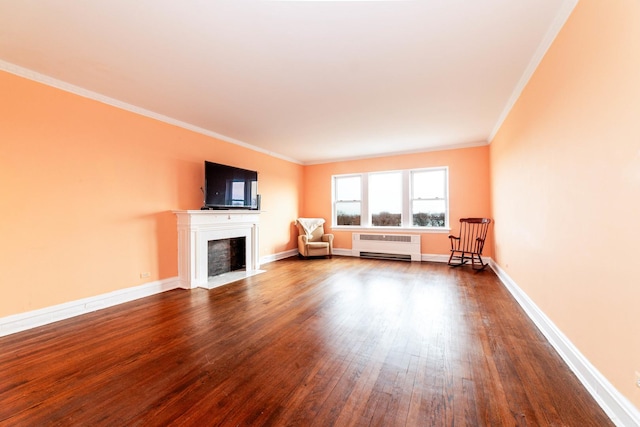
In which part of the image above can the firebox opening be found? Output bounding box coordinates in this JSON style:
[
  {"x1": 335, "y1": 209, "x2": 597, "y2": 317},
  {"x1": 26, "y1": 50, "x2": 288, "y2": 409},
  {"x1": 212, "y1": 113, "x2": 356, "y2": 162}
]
[{"x1": 208, "y1": 237, "x2": 246, "y2": 278}]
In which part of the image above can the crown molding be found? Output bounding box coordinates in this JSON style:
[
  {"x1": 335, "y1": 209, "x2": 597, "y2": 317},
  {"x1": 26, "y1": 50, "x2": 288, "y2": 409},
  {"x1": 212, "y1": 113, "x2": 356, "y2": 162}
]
[
  {"x1": 303, "y1": 139, "x2": 489, "y2": 166},
  {"x1": 0, "y1": 59, "x2": 303, "y2": 165},
  {"x1": 488, "y1": 0, "x2": 579, "y2": 143}
]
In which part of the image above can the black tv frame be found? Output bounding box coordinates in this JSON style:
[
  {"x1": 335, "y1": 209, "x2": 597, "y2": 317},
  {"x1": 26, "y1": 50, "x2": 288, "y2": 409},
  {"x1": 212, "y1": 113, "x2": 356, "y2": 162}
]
[{"x1": 202, "y1": 161, "x2": 259, "y2": 210}]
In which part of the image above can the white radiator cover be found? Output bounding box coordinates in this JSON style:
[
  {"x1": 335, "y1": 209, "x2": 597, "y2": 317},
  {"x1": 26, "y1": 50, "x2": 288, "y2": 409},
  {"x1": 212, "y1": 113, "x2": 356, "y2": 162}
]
[{"x1": 352, "y1": 233, "x2": 421, "y2": 261}]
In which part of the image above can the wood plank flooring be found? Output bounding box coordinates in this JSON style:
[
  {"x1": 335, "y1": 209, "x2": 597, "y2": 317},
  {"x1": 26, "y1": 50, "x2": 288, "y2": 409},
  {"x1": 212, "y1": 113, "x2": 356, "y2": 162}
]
[{"x1": 0, "y1": 257, "x2": 613, "y2": 426}]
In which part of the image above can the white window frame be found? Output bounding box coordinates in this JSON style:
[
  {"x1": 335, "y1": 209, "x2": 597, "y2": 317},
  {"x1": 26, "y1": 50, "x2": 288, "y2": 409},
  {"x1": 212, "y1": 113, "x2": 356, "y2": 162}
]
[
  {"x1": 409, "y1": 167, "x2": 449, "y2": 229},
  {"x1": 332, "y1": 167, "x2": 450, "y2": 232},
  {"x1": 333, "y1": 174, "x2": 365, "y2": 227}
]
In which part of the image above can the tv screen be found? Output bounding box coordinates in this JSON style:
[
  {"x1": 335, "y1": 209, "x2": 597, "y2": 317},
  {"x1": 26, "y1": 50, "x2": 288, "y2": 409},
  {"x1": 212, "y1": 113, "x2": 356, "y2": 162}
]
[{"x1": 204, "y1": 161, "x2": 258, "y2": 210}]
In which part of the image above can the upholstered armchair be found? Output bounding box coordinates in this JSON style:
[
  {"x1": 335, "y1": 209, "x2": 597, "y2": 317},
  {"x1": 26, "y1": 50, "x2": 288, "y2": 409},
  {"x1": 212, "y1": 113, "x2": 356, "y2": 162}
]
[{"x1": 295, "y1": 218, "x2": 334, "y2": 258}]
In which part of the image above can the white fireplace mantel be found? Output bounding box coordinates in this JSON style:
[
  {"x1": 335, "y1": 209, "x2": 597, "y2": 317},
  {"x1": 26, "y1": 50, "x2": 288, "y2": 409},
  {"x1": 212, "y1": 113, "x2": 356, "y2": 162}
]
[{"x1": 173, "y1": 210, "x2": 263, "y2": 289}]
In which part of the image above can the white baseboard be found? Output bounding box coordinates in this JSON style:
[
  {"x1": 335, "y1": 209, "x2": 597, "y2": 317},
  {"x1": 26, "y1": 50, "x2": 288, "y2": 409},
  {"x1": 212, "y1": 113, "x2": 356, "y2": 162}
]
[
  {"x1": 0, "y1": 247, "x2": 302, "y2": 338},
  {"x1": 421, "y1": 253, "x2": 450, "y2": 263},
  {"x1": 332, "y1": 248, "x2": 354, "y2": 257},
  {"x1": 0, "y1": 277, "x2": 181, "y2": 337},
  {"x1": 489, "y1": 260, "x2": 640, "y2": 427},
  {"x1": 260, "y1": 249, "x2": 298, "y2": 264}
]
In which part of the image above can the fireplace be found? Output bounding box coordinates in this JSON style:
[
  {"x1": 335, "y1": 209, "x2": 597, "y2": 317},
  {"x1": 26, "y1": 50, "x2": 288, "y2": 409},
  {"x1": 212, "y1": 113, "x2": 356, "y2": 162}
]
[{"x1": 174, "y1": 210, "x2": 263, "y2": 289}]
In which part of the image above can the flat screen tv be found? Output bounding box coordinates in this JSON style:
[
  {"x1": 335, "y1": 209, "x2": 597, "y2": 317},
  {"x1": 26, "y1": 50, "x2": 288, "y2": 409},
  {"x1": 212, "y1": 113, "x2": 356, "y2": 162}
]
[{"x1": 203, "y1": 161, "x2": 258, "y2": 210}]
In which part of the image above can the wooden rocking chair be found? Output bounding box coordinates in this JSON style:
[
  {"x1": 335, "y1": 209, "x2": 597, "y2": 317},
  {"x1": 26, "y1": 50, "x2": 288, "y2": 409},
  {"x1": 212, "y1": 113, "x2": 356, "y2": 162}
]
[{"x1": 448, "y1": 218, "x2": 491, "y2": 271}]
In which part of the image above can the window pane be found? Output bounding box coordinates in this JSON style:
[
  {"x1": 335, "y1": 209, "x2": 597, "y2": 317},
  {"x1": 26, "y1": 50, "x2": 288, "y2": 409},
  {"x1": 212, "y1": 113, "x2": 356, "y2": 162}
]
[
  {"x1": 370, "y1": 172, "x2": 401, "y2": 227},
  {"x1": 336, "y1": 202, "x2": 361, "y2": 225},
  {"x1": 336, "y1": 176, "x2": 361, "y2": 201},
  {"x1": 413, "y1": 170, "x2": 445, "y2": 199},
  {"x1": 412, "y1": 200, "x2": 446, "y2": 227}
]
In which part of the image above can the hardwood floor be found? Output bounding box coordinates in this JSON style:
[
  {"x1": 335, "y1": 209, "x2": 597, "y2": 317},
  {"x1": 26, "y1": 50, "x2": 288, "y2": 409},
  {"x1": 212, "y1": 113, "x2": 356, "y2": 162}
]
[{"x1": 0, "y1": 257, "x2": 613, "y2": 426}]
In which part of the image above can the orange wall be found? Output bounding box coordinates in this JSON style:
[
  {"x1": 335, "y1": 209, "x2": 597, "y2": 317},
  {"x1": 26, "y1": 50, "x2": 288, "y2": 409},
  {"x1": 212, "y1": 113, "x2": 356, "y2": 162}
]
[
  {"x1": 303, "y1": 146, "x2": 492, "y2": 256},
  {"x1": 0, "y1": 68, "x2": 492, "y2": 320},
  {"x1": 490, "y1": 0, "x2": 640, "y2": 408},
  {"x1": 0, "y1": 70, "x2": 303, "y2": 318}
]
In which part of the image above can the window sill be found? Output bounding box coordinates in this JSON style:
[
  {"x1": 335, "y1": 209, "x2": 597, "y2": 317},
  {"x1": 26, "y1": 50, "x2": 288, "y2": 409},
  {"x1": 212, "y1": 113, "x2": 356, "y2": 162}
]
[{"x1": 330, "y1": 226, "x2": 451, "y2": 234}]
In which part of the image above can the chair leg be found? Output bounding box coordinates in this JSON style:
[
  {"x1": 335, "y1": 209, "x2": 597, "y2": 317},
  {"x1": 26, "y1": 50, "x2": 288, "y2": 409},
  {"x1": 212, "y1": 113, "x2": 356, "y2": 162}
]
[
  {"x1": 447, "y1": 251, "x2": 455, "y2": 265},
  {"x1": 448, "y1": 251, "x2": 467, "y2": 268},
  {"x1": 472, "y1": 254, "x2": 488, "y2": 271},
  {"x1": 450, "y1": 252, "x2": 488, "y2": 271}
]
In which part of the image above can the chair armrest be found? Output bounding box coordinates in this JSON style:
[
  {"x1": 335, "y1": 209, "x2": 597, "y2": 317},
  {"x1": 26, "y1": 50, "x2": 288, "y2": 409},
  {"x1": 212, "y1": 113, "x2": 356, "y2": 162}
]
[
  {"x1": 297, "y1": 235, "x2": 308, "y2": 257},
  {"x1": 448, "y1": 235, "x2": 459, "y2": 240},
  {"x1": 298, "y1": 234, "x2": 309, "y2": 246},
  {"x1": 322, "y1": 234, "x2": 334, "y2": 244}
]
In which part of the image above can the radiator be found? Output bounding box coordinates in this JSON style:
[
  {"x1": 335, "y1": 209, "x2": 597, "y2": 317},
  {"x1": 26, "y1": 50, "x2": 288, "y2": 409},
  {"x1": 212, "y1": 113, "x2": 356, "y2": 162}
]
[{"x1": 352, "y1": 233, "x2": 421, "y2": 261}]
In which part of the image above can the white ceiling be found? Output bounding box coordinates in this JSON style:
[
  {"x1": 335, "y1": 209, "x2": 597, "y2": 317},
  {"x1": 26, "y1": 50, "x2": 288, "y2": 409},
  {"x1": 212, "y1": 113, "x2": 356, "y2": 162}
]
[{"x1": 0, "y1": 0, "x2": 576, "y2": 164}]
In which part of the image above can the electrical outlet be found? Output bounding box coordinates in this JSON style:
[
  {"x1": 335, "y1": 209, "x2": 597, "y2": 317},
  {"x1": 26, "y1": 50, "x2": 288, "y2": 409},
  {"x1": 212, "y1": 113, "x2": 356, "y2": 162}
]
[{"x1": 140, "y1": 272, "x2": 151, "y2": 279}]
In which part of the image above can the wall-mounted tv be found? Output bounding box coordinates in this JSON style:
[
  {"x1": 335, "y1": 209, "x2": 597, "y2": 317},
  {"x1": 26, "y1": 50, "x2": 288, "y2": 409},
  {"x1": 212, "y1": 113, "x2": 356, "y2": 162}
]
[{"x1": 203, "y1": 161, "x2": 258, "y2": 210}]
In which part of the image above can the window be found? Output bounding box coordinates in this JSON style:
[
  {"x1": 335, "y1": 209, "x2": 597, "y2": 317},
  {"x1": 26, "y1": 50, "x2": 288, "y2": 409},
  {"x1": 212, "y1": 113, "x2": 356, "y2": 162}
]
[
  {"x1": 334, "y1": 175, "x2": 362, "y2": 226},
  {"x1": 332, "y1": 167, "x2": 448, "y2": 230},
  {"x1": 411, "y1": 169, "x2": 446, "y2": 227},
  {"x1": 370, "y1": 171, "x2": 402, "y2": 226}
]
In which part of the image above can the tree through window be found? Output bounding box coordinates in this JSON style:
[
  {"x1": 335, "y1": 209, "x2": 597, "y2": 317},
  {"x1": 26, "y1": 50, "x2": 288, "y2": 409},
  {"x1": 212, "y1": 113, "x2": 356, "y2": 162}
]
[{"x1": 334, "y1": 175, "x2": 362, "y2": 226}]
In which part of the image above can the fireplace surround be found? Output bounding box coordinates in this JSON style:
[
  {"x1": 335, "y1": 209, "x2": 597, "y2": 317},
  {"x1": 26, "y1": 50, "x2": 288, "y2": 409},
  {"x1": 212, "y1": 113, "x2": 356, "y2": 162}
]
[{"x1": 173, "y1": 210, "x2": 263, "y2": 289}]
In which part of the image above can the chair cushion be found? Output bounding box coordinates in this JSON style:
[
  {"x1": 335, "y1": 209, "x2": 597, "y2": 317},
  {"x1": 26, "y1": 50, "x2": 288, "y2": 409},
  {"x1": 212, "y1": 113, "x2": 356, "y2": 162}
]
[{"x1": 307, "y1": 242, "x2": 329, "y2": 249}]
